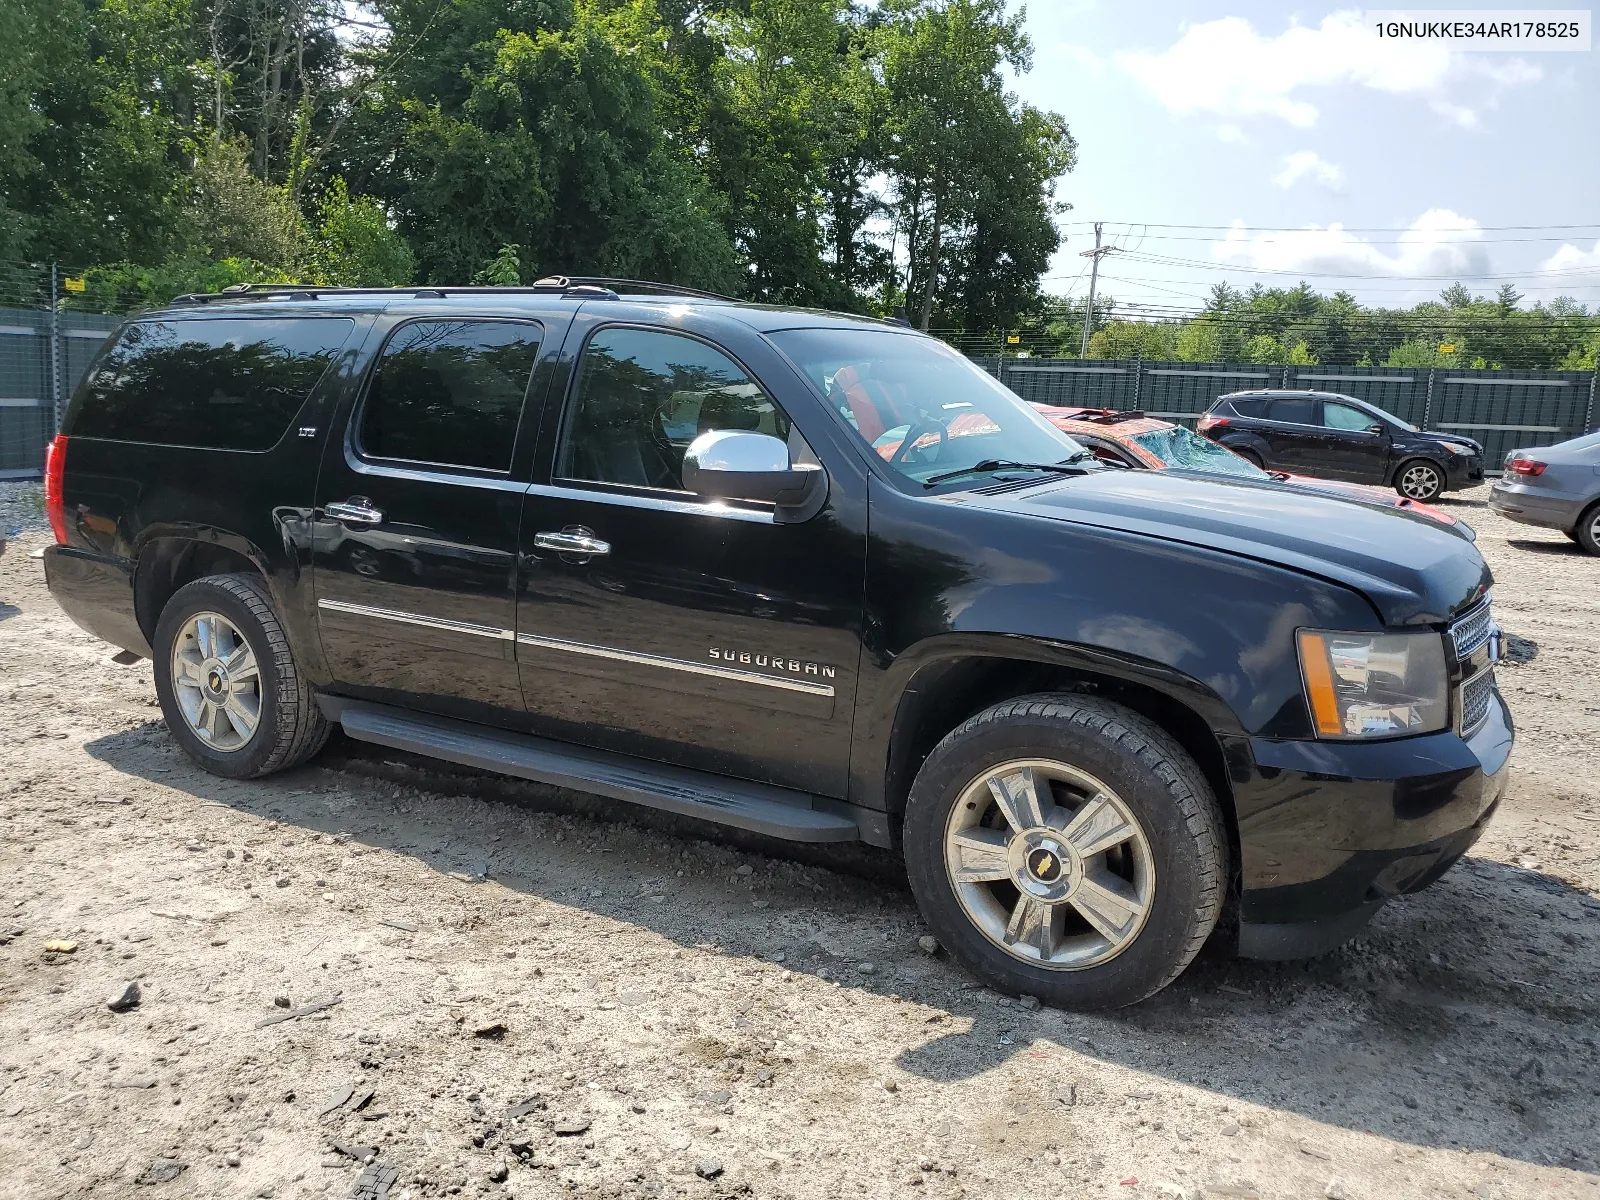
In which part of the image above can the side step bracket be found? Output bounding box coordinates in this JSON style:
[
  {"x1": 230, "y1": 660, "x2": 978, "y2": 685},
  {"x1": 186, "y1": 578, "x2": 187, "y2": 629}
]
[{"x1": 319, "y1": 698, "x2": 861, "y2": 844}]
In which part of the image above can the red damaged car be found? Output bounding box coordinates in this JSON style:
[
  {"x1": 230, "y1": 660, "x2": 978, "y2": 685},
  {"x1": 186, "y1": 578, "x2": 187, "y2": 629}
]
[{"x1": 1033, "y1": 407, "x2": 1472, "y2": 539}]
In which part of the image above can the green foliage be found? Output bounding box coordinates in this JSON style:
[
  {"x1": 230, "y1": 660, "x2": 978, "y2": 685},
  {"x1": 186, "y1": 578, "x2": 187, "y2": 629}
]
[
  {"x1": 315, "y1": 179, "x2": 415, "y2": 287},
  {"x1": 182, "y1": 141, "x2": 309, "y2": 271},
  {"x1": 473, "y1": 244, "x2": 525, "y2": 287}
]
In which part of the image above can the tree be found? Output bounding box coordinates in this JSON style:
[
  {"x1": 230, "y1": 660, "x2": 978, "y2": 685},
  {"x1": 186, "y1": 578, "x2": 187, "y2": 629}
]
[
  {"x1": 351, "y1": 1, "x2": 738, "y2": 289},
  {"x1": 878, "y1": 0, "x2": 1073, "y2": 330},
  {"x1": 314, "y1": 178, "x2": 414, "y2": 286}
]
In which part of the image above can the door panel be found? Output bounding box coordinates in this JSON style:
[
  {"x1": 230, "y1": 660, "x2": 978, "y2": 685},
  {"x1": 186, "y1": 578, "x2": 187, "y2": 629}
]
[
  {"x1": 313, "y1": 316, "x2": 556, "y2": 722},
  {"x1": 1320, "y1": 401, "x2": 1390, "y2": 483},
  {"x1": 515, "y1": 319, "x2": 864, "y2": 797},
  {"x1": 1262, "y1": 397, "x2": 1325, "y2": 472}
]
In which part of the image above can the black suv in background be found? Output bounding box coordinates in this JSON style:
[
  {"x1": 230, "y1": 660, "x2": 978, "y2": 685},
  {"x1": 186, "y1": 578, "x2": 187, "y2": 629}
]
[
  {"x1": 43, "y1": 280, "x2": 1511, "y2": 1009},
  {"x1": 1198, "y1": 390, "x2": 1485, "y2": 501}
]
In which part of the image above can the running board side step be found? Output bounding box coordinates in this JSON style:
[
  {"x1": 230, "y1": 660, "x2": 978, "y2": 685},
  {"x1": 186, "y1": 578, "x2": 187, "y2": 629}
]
[{"x1": 319, "y1": 698, "x2": 862, "y2": 843}]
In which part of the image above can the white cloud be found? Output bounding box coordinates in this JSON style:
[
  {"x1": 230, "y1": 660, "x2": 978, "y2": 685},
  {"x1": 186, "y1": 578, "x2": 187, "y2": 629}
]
[
  {"x1": 1540, "y1": 240, "x2": 1600, "y2": 275},
  {"x1": 1115, "y1": 12, "x2": 1541, "y2": 128},
  {"x1": 1215, "y1": 123, "x2": 1247, "y2": 144},
  {"x1": 1272, "y1": 151, "x2": 1343, "y2": 191},
  {"x1": 1213, "y1": 209, "x2": 1490, "y2": 279}
]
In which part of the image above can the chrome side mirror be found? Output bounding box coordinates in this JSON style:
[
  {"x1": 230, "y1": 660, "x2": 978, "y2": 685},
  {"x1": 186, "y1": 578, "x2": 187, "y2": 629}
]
[{"x1": 682, "y1": 430, "x2": 825, "y2": 513}]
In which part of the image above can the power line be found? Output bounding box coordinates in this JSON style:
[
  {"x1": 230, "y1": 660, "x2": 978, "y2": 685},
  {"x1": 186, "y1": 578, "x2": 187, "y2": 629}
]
[{"x1": 1059, "y1": 220, "x2": 1600, "y2": 233}]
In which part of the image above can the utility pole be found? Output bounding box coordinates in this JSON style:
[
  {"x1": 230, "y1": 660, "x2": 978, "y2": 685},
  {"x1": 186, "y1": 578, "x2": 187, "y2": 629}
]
[{"x1": 1078, "y1": 222, "x2": 1117, "y2": 359}]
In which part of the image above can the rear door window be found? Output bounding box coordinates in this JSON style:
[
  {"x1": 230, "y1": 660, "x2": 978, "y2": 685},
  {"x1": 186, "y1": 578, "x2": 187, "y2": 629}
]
[
  {"x1": 1268, "y1": 397, "x2": 1318, "y2": 425},
  {"x1": 357, "y1": 319, "x2": 542, "y2": 472},
  {"x1": 68, "y1": 317, "x2": 354, "y2": 451}
]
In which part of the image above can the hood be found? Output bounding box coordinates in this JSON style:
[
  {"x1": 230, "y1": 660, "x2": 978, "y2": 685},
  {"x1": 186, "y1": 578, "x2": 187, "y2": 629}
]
[
  {"x1": 955, "y1": 469, "x2": 1490, "y2": 625},
  {"x1": 1423, "y1": 430, "x2": 1483, "y2": 453}
]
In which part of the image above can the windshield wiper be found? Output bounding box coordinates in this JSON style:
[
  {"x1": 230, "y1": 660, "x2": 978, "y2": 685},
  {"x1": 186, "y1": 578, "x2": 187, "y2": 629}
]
[{"x1": 924, "y1": 453, "x2": 1095, "y2": 488}]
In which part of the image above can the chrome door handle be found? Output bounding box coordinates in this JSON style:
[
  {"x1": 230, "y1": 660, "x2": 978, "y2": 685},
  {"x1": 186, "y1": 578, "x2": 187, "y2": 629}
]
[
  {"x1": 534, "y1": 530, "x2": 610, "y2": 556},
  {"x1": 325, "y1": 499, "x2": 385, "y2": 525}
]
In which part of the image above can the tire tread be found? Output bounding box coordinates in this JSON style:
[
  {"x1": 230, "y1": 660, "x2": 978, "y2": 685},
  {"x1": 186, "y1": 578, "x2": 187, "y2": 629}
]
[{"x1": 918, "y1": 693, "x2": 1228, "y2": 1005}]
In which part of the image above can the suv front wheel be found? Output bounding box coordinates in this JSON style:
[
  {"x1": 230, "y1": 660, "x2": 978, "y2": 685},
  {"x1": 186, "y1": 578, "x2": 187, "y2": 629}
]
[
  {"x1": 1395, "y1": 458, "x2": 1445, "y2": 501},
  {"x1": 152, "y1": 573, "x2": 331, "y2": 779},
  {"x1": 903, "y1": 695, "x2": 1227, "y2": 1009}
]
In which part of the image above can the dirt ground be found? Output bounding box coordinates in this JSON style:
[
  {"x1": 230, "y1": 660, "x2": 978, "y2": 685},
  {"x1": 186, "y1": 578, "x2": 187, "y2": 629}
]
[{"x1": 1, "y1": 481, "x2": 1597, "y2": 1200}]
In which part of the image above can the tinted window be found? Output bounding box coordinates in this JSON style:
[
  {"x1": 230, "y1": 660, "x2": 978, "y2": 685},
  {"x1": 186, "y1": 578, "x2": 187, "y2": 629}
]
[
  {"x1": 1324, "y1": 402, "x2": 1375, "y2": 431},
  {"x1": 69, "y1": 317, "x2": 353, "y2": 450},
  {"x1": 359, "y1": 320, "x2": 541, "y2": 472},
  {"x1": 1225, "y1": 397, "x2": 1267, "y2": 417},
  {"x1": 1268, "y1": 397, "x2": 1317, "y2": 424},
  {"x1": 559, "y1": 327, "x2": 791, "y2": 491},
  {"x1": 770, "y1": 327, "x2": 1085, "y2": 489}
]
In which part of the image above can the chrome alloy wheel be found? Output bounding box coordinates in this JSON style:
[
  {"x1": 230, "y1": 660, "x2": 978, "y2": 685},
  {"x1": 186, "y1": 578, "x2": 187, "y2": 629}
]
[
  {"x1": 1400, "y1": 462, "x2": 1442, "y2": 499},
  {"x1": 171, "y1": 612, "x2": 262, "y2": 752},
  {"x1": 943, "y1": 760, "x2": 1156, "y2": 970}
]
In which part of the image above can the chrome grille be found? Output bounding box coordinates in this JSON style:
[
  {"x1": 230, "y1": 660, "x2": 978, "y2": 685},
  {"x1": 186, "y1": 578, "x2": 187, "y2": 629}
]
[
  {"x1": 1460, "y1": 669, "x2": 1494, "y2": 736},
  {"x1": 1451, "y1": 597, "x2": 1493, "y2": 658},
  {"x1": 1450, "y1": 596, "x2": 1496, "y2": 737}
]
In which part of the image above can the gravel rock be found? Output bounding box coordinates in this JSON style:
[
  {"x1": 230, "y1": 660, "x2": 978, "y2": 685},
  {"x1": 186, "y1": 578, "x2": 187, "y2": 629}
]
[
  {"x1": 135, "y1": 1158, "x2": 185, "y2": 1185},
  {"x1": 106, "y1": 981, "x2": 142, "y2": 1012},
  {"x1": 695, "y1": 1157, "x2": 724, "y2": 1180},
  {"x1": 917, "y1": 935, "x2": 939, "y2": 955},
  {"x1": 552, "y1": 1116, "x2": 591, "y2": 1136}
]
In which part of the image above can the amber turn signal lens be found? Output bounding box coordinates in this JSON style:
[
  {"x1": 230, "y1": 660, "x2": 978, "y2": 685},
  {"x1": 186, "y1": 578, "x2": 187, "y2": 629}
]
[{"x1": 1296, "y1": 631, "x2": 1347, "y2": 737}]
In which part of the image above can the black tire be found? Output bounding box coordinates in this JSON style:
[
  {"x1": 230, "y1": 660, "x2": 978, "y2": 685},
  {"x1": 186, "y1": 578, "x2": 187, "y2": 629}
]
[
  {"x1": 1576, "y1": 502, "x2": 1600, "y2": 556},
  {"x1": 1394, "y1": 458, "x2": 1445, "y2": 501},
  {"x1": 1230, "y1": 446, "x2": 1264, "y2": 469},
  {"x1": 152, "y1": 573, "x2": 330, "y2": 779},
  {"x1": 903, "y1": 694, "x2": 1227, "y2": 1010}
]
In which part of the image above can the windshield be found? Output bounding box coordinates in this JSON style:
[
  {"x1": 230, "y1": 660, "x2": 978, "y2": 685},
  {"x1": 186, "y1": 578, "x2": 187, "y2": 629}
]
[
  {"x1": 1131, "y1": 424, "x2": 1271, "y2": 479},
  {"x1": 768, "y1": 328, "x2": 1087, "y2": 487}
]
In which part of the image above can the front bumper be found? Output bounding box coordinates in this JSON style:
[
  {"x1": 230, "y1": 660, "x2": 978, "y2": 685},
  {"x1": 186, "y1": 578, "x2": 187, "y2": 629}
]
[
  {"x1": 1488, "y1": 481, "x2": 1583, "y2": 532},
  {"x1": 1231, "y1": 688, "x2": 1513, "y2": 959},
  {"x1": 1443, "y1": 453, "x2": 1484, "y2": 490}
]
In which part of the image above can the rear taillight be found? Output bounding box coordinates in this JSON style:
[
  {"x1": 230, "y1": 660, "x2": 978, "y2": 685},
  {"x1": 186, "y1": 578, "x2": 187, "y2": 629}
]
[
  {"x1": 1508, "y1": 457, "x2": 1546, "y2": 477},
  {"x1": 43, "y1": 433, "x2": 68, "y2": 544},
  {"x1": 1197, "y1": 414, "x2": 1229, "y2": 433}
]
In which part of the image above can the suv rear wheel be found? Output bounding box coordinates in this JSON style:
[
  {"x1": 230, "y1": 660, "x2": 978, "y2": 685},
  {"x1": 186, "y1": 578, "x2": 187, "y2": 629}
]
[
  {"x1": 903, "y1": 694, "x2": 1227, "y2": 1009},
  {"x1": 152, "y1": 573, "x2": 331, "y2": 779},
  {"x1": 1395, "y1": 459, "x2": 1445, "y2": 501}
]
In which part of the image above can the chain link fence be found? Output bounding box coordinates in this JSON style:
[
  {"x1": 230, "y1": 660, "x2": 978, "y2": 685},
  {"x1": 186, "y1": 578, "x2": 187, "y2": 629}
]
[{"x1": 0, "y1": 306, "x2": 120, "y2": 478}]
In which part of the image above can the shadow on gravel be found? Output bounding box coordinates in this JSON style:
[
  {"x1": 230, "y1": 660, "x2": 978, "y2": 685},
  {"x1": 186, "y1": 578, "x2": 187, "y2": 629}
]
[
  {"x1": 84, "y1": 724, "x2": 1600, "y2": 1175},
  {"x1": 0, "y1": 600, "x2": 19, "y2": 621},
  {"x1": 1506, "y1": 539, "x2": 1584, "y2": 556}
]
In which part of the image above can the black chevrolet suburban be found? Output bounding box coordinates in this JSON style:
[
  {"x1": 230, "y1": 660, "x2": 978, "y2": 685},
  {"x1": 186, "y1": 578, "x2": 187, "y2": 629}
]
[{"x1": 43, "y1": 279, "x2": 1513, "y2": 1009}]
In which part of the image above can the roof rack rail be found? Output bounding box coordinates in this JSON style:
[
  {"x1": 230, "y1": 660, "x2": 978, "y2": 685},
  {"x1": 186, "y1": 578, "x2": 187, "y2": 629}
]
[{"x1": 166, "y1": 276, "x2": 738, "y2": 307}]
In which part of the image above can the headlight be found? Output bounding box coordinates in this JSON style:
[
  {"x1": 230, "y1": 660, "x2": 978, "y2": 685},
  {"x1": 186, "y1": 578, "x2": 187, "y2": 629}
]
[
  {"x1": 1438, "y1": 443, "x2": 1467, "y2": 455},
  {"x1": 1296, "y1": 630, "x2": 1448, "y2": 739}
]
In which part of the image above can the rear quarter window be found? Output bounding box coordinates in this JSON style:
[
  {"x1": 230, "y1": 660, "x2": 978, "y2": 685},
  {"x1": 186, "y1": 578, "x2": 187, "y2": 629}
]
[
  {"x1": 1225, "y1": 397, "x2": 1267, "y2": 417},
  {"x1": 66, "y1": 317, "x2": 355, "y2": 451}
]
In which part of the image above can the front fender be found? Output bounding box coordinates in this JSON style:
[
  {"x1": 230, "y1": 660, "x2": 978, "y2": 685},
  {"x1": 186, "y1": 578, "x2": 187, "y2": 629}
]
[{"x1": 848, "y1": 482, "x2": 1379, "y2": 812}]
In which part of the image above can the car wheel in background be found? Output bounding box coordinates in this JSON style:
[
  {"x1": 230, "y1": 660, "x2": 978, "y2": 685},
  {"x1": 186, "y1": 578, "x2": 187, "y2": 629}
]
[
  {"x1": 902, "y1": 694, "x2": 1227, "y2": 1010},
  {"x1": 1396, "y1": 459, "x2": 1445, "y2": 502},
  {"x1": 152, "y1": 573, "x2": 331, "y2": 779},
  {"x1": 1231, "y1": 447, "x2": 1264, "y2": 469},
  {"x1": 1576, "y1": 502, "x2": 1600, "y2": 556}
]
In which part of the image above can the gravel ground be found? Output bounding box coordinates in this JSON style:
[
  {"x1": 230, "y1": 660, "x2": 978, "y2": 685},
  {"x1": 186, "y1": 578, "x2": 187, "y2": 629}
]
[
  {"x1": 1, "y1": 486, "x2": 1597, "y2": 1200},
  {"x1": 1, "y1": 480, "x2": 48, "y2": 541}
]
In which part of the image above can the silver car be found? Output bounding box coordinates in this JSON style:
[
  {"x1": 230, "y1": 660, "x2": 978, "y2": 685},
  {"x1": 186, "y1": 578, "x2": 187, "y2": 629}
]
[{"x1": 1489, "y1": 430, "x2": 1600, "y2": 555}]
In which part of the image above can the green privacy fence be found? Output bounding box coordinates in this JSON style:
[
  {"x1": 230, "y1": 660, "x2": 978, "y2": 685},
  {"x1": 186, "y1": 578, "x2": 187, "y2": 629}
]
[
  {"x1": 0, "y1": 306, "x2": 120, "y2": 477},
  {"x1": 974, "y1": 356, "x2": 1600, "y2": 471}
]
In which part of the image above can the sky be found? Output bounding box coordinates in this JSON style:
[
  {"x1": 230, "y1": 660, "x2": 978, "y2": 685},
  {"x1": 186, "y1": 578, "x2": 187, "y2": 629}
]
[{"x1": 1010, "y1": 3, "x2": 1600, "y2": 313}]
